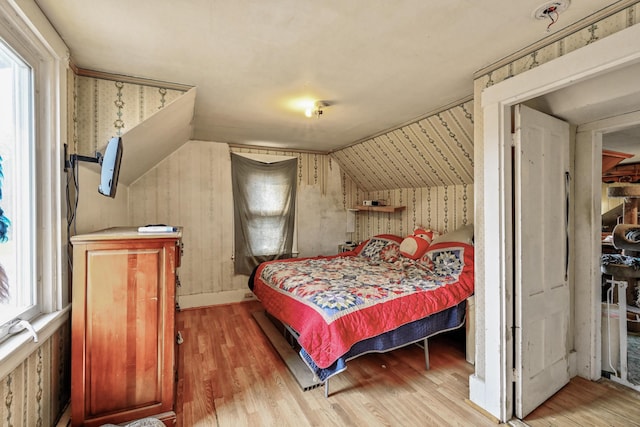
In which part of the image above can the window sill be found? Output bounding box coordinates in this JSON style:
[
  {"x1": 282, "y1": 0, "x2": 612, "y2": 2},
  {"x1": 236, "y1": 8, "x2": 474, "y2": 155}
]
[{"x1": 0, "y1": 305, "x2": 71, "y2": 380}]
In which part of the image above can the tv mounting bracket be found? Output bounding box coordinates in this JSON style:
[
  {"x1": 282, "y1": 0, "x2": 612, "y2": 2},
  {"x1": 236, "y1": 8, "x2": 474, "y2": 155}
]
[{"x1": 64, "y1": 143, "x2": 103, "y2": 172}]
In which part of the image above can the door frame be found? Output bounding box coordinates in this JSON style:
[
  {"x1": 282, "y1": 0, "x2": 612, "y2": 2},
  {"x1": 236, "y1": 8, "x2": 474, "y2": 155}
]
[
  {"x1": 471, "y1": 24, "x2": 640, "y2": 422},
  {"x1": 576, "y1": 110, "x2": 640, "y2": 379}
]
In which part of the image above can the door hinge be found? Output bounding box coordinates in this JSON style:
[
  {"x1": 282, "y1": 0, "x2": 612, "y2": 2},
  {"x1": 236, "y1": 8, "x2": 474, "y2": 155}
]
[{"x1": 512, "y1": 368, "x2": 518, "y2": 382}]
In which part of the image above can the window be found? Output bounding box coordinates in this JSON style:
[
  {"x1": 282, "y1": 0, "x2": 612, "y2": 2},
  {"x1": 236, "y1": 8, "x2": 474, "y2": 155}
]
[
  {"x1": 231, "y1": 153, "x2": 297, "y2": 275},
  {"x1": 0, "y1": 38, "x2": 36, "y2": 330},
  {"x1": 245, "y1": 170, "x2": 290, "y2": 255},
  {"x1": 0, "y1": 0, "x2": 67, "y2": 351}
]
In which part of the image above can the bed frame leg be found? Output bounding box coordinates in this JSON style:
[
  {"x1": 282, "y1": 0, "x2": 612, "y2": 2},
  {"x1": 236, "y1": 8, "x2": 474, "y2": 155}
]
[
  {"x1": 424, "y1": 338, "x2": 430, "y2": 370},
  {"x1": 324, "y1": 379, "x2": 329, "y2": 398}
]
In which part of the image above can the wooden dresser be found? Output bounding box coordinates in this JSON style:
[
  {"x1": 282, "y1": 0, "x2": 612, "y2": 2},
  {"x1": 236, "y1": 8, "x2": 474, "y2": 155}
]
[{"x1": 70, "y1": 227, "x2": 182, "y2": 427}]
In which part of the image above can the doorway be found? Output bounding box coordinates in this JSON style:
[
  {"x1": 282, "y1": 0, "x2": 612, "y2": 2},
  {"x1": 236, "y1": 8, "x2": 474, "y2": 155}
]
[
  {"x1": 473, "y1": 23, "x2": 640, "y2": 422},
  {"x1": 598, "y1": 122, "x2": 640, "y2": 392}
]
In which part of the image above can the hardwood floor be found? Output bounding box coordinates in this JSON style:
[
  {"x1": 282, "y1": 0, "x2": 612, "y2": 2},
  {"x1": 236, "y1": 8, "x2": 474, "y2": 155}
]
[
  {"x1": 525, "y1": 377, "x2": 640, "y2": 427},
  {"x1": 175, "y1": 301, "x2": 489, "y2": 426},
  {"x1": 174, "y1": 301, "x2": 640, "y2": 427}
]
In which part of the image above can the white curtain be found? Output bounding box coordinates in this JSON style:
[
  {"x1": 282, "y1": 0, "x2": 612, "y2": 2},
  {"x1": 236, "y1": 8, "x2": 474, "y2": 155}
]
[{"x1": 231, "y1": 153, "x2": 297, "y2": 275}]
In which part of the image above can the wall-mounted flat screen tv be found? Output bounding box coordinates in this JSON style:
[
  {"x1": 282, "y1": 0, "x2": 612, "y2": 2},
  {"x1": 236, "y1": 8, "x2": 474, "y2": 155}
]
[{"x1": 98, "y1": 136, "x2": 123, "y2": 198}]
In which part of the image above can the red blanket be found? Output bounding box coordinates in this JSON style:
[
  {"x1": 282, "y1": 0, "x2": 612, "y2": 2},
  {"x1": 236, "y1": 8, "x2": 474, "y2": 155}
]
[{"x1": 252, "y1": 240, "x2": 474, "y2": 369}]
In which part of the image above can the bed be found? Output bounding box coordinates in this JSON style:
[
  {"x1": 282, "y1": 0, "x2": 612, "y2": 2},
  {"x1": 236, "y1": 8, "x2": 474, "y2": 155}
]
[{"x1": 249, "y1": 225, "x2": 474, "y2": 394}]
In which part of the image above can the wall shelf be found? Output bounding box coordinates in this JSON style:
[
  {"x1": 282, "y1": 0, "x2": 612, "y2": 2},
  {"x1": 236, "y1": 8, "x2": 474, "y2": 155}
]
[{"x1": 353, "y1": 205, "x2": 406, "y2": 213}]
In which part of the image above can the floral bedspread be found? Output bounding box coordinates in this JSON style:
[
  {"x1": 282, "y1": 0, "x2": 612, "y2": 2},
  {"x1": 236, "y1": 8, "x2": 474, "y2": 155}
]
[{"x1": 252, "y1": 238, "x2": 474, "y2": 369}]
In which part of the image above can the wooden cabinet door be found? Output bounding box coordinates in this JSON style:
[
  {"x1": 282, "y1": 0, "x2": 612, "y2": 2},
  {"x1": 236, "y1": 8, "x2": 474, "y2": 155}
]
[
  {"x1": 72, "y1": 236, "x2": 177, "y2": 426},
  {"x1": 86, "y1": 246, "x2": 163, "y2": 414}
]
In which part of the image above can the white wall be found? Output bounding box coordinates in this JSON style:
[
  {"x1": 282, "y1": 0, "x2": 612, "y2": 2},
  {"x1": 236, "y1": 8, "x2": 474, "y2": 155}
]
[
  {"x1": 74, "y1": 164, "x2": 130, "y2": 234},
  {"x1": 296, "y1": 163, "x2": 346, "y2": 257},
  {"x1": 128, "y1": 140, "x2": 347, "y2": 308}
]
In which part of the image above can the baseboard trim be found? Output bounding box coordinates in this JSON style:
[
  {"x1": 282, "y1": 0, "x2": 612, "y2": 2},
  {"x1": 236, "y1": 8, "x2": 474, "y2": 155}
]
[{"x1": 177, "y1": 289, "x2": 256, "y2": 309}]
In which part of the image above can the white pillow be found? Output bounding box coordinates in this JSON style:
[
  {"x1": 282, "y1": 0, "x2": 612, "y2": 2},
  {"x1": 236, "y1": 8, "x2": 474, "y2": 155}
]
[{"x1": 430, "y1": 224, "x2": 474, "y2": 246}]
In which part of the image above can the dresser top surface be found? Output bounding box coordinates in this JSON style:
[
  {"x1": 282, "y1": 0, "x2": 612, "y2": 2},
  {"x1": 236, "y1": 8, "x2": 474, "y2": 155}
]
[{"x1": 70, "y1": 226, "x2": 182, "y2": 243}]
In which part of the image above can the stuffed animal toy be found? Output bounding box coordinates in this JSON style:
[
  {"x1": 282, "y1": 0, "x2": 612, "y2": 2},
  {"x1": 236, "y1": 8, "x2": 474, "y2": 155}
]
[{"x1": 399, "y1": 228, "x2": 439, "y2": 259}]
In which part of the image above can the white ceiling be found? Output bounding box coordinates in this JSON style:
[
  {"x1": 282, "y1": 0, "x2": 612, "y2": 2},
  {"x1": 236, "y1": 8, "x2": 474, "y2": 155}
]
[{"x1": 35, "y1": 0, "x2": 619, "y2": 152}]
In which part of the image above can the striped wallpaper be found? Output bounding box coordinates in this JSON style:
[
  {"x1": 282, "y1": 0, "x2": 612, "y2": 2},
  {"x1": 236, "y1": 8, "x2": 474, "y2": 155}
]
[
  {"x1": 332, "y1": 99, "x2": 474, "y2": 192},
  {"x1": 128, "y1": 142, "x2": 348, "y2": 307},
  {"x1": 474, "y1": 2, "x2": 640, "y2": 90},
  {"x1": 73, "y1": 76, "x2": 186, "y2": 156},
  {"x1": 0, "y1": 323, "x2": 70, "y2": 427},
  {"x1": 342, "y1": 178, "x2": 473, "y2": 242},
  {"x1": 333, "y1": 98, "x2": 475, "y2": 242}
]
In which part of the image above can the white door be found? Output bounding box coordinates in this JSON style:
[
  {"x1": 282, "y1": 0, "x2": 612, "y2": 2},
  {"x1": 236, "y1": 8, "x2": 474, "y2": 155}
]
[{"x1": 514, "y1": 104, "x2": 571, "y2": 418}]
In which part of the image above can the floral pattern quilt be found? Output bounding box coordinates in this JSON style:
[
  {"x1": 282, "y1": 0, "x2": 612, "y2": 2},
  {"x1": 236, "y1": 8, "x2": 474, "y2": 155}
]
[{"x1": 252, "y1": 238, "x2": 474, "y2": 369}]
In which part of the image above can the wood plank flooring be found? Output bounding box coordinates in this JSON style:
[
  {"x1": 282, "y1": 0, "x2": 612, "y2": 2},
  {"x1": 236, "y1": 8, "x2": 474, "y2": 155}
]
[
  {"x1": 524, "y1": 376, "x2": 640, "y2": 426},
  {"x1": 174, "y1": 301, "x2": 640, "y2": 427},
  {"x1": 175, "y1": 301, "x2": 489, "y2": 426}
]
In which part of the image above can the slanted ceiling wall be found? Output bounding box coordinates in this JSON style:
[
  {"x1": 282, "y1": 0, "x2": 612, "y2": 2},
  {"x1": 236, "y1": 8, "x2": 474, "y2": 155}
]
[
  {"x1": 332, "y1": 98, "x2": 474, "y2": 191},
  {"x1": 333, "y1": 99, "x2": 475, "y2": 239}
]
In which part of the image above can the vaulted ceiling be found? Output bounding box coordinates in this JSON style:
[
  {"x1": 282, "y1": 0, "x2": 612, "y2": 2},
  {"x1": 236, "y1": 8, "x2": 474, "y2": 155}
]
[
  {"x1": 35, "y1": 0, "x2": 617, "y2": 153},
  {"x1": 332, "y1": 99, "x2": 474, "y2": 191}
]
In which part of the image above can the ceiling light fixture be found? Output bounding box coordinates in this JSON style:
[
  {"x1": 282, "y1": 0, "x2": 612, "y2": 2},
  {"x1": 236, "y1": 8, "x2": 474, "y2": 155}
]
[
  {"x1": 305, "y1": 100, "x2": 329, "y2": 118},
  {"x1": 533, "y1": 0, "x2": 570, "y2": 32}
]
